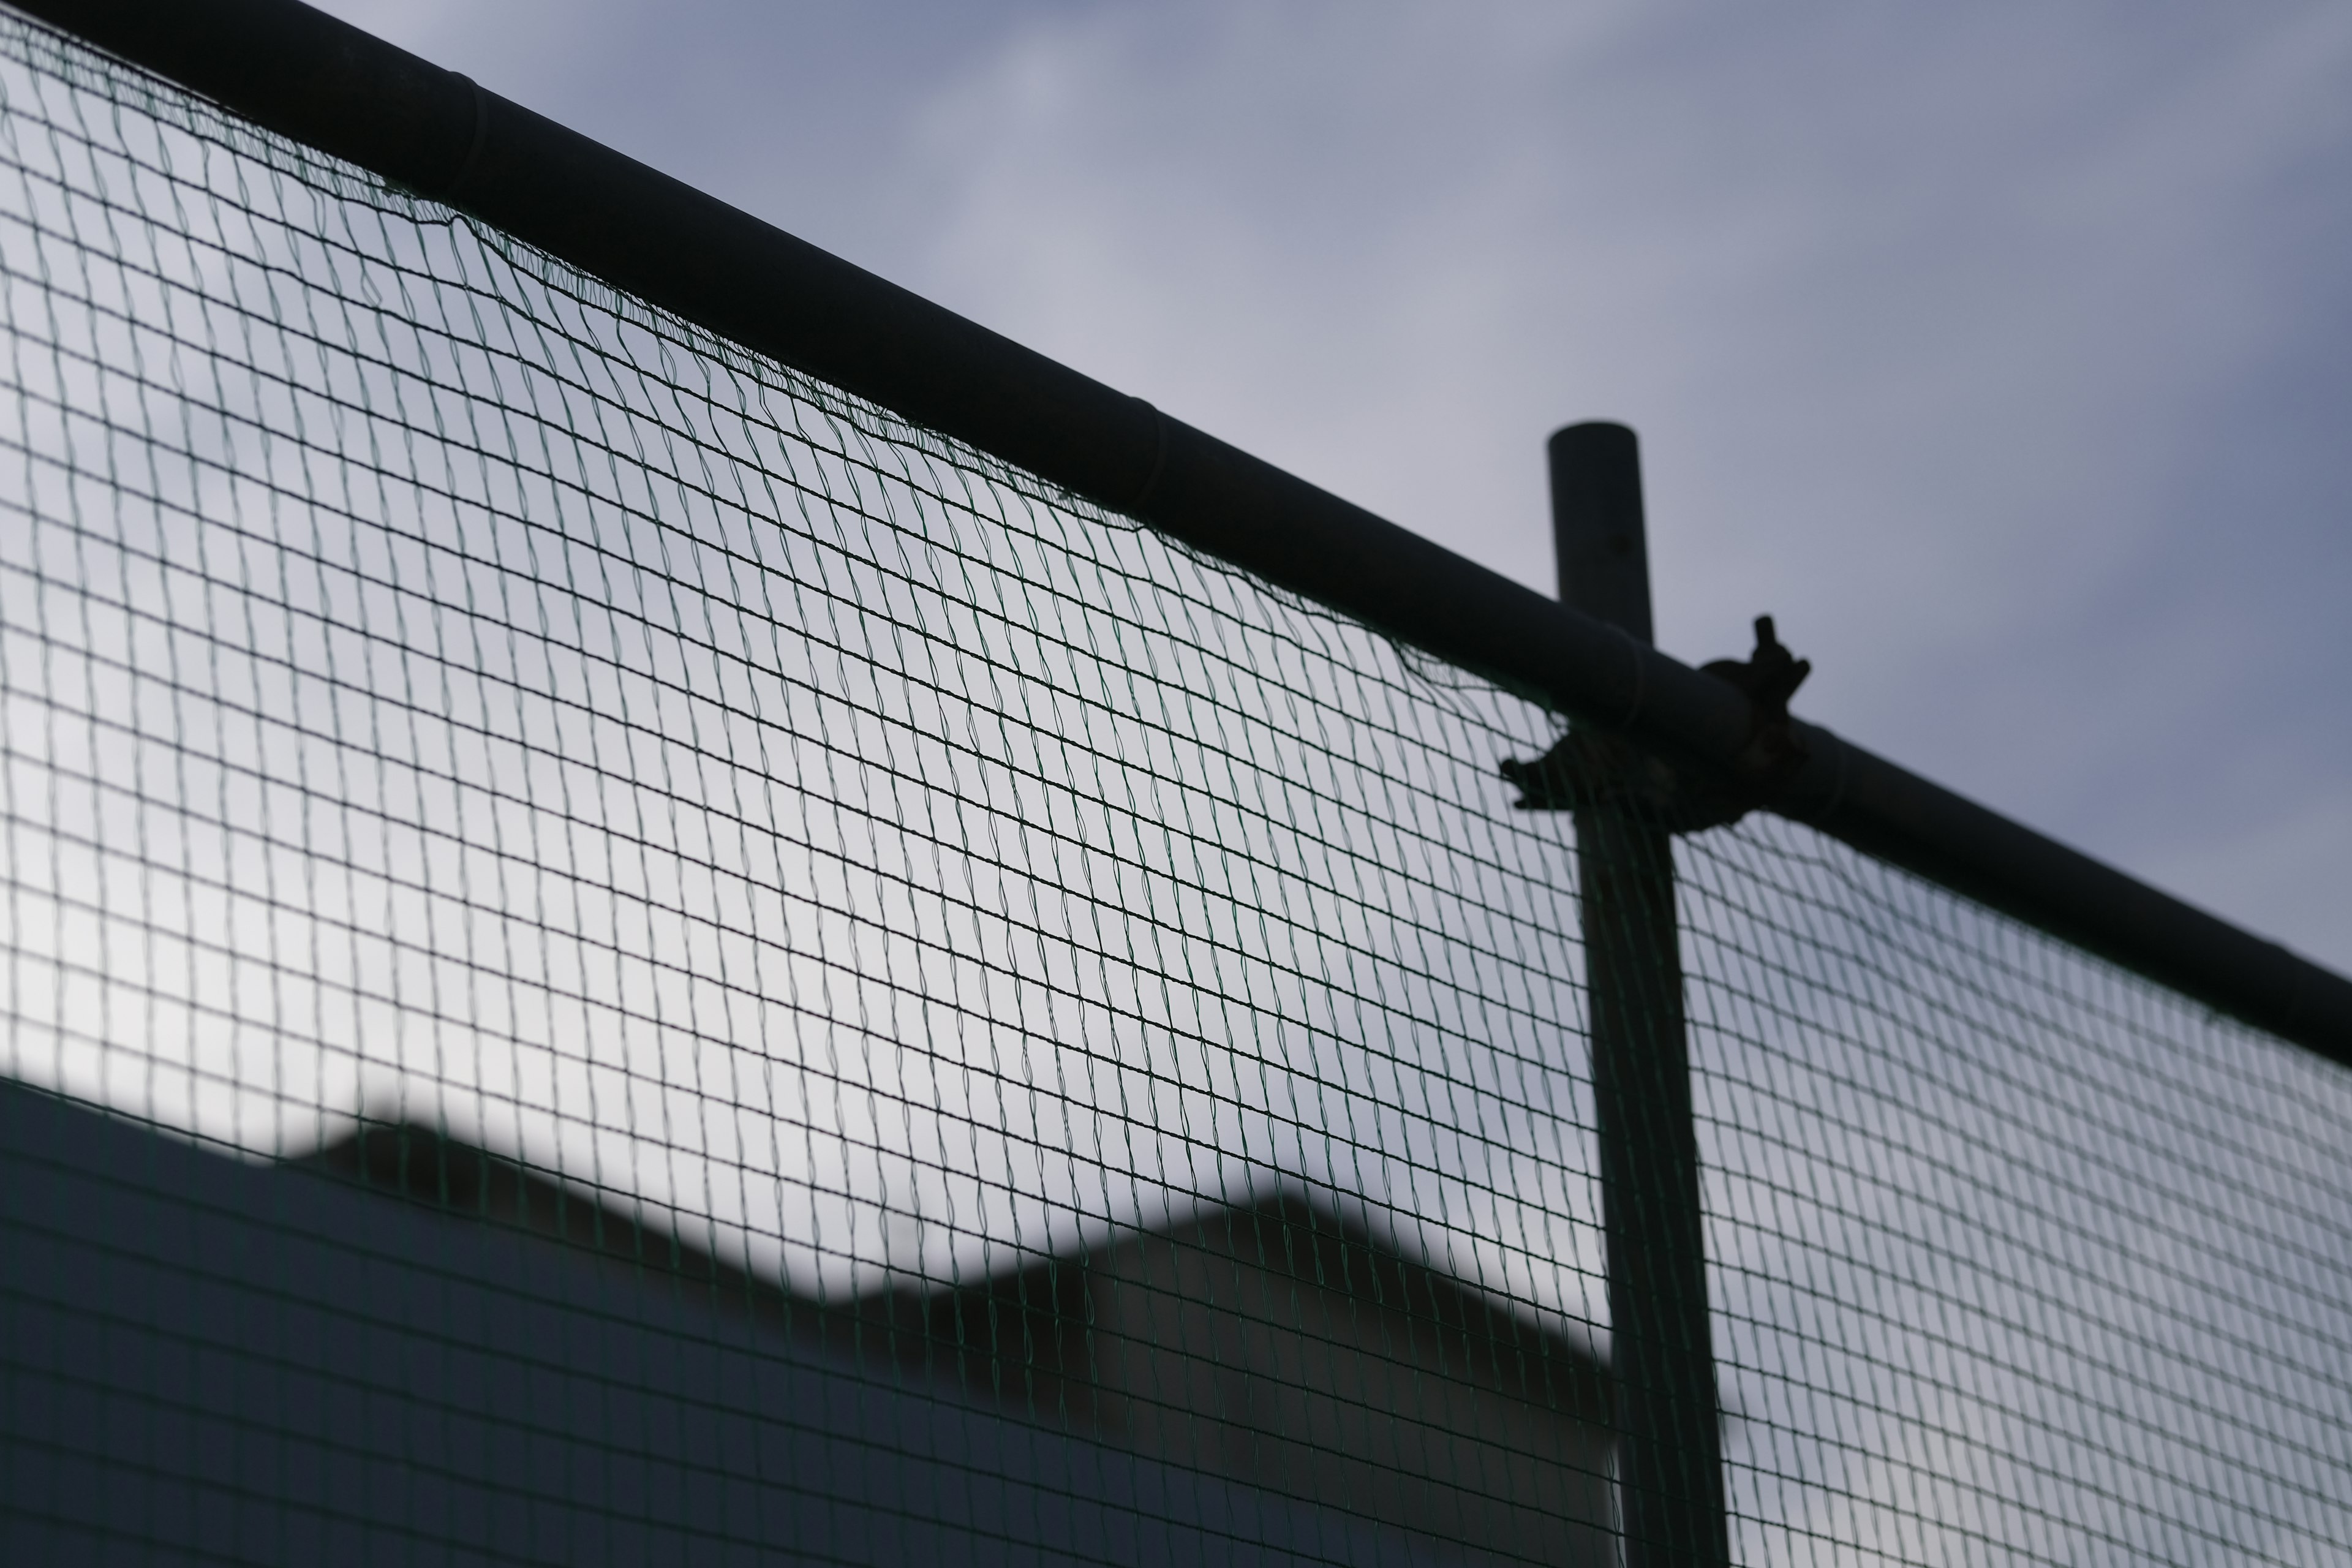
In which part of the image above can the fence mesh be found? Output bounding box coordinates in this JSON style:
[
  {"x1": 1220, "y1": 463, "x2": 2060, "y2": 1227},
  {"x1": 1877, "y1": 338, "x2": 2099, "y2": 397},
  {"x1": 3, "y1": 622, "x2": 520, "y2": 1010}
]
[{"x1": 0, "y1": 10, "x2": 2346, "y2": 1564}]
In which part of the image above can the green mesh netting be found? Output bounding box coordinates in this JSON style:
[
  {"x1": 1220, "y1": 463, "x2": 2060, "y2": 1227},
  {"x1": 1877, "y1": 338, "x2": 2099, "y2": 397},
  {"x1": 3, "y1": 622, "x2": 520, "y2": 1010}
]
[{"x1": 0, "y1": 10, "x2": 2345, "y2": 1564}]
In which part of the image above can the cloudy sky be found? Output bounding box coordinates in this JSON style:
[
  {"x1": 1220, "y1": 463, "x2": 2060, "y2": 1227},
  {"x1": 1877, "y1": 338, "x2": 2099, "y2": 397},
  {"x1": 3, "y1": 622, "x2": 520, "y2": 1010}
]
[{"x1": 312, "y1": 0, "x2": 2352, "y2": 974}]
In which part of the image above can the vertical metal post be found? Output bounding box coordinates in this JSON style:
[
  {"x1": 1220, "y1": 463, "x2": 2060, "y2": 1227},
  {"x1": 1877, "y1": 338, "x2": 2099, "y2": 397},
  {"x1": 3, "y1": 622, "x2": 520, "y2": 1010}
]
[{"x1": 1549, "y1": 423, "x2": 1728, "y2": 1567}]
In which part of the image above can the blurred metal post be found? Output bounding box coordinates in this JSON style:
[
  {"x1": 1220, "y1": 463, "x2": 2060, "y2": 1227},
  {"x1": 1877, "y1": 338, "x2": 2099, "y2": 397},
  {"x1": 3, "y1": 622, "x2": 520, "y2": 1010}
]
[{"x1": 1549, "y1": 422, "x2": 1728, "y2": 1567}]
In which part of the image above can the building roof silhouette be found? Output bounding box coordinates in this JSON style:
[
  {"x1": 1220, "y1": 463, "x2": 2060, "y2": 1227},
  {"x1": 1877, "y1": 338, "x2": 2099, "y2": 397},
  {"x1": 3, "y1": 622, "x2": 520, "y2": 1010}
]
[{"x1": 307, "y1": 1118, "x2": 1618, "y2": 1562}]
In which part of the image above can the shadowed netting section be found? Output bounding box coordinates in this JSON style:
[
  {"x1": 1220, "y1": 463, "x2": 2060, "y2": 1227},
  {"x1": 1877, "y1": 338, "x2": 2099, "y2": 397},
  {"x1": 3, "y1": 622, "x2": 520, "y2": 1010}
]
[
  {"x1": 1, "y1": 9, "x2": 2348, "y2": 1566},
  {"x1": 0, "y1": 15, "x2": 1616, "y2": 1565},
  {"x1": 1680, "y1": 816, "x2": 2352, "y2": 1563}
]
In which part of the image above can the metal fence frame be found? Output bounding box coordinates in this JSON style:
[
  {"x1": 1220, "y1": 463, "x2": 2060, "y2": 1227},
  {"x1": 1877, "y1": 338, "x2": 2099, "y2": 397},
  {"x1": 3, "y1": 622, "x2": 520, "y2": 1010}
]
[
  {"x1": 20, "y1": 0, "x2": 2342, "y2": 1067},
  {"x1": 10, "y1": 3, "x2": 2352, "y2": 1563}
]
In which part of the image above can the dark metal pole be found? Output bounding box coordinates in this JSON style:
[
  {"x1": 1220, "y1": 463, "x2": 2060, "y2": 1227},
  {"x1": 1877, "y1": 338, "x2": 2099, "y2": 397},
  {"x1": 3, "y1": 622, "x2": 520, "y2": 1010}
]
[{"x1": 1550, "y1": 423, "x2": 1727, "y2": 1567}]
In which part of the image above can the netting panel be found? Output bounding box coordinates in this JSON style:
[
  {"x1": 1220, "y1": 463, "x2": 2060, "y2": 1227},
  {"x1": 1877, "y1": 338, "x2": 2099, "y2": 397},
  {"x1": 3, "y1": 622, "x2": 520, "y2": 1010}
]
[
  {"x1": 1683, "y1": 816, "x2": 2352, "y2": 1563},
  {"x1": 0, "y1": 15, "x2": 1612, "y2": 1564},
  {"x1": 2, "y1": 10, "x2": 2349, "y2": 1566},
  {"x1": 0, "y1": 14, "x2": 1597, "y2": 1276}
]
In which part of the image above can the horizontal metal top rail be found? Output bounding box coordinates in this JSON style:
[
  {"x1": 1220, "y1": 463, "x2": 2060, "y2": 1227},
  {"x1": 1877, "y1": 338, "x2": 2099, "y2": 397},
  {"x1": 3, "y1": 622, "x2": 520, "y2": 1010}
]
[{"x1": 18, "y1": 0, "x2": 2351, "y2": 1066}]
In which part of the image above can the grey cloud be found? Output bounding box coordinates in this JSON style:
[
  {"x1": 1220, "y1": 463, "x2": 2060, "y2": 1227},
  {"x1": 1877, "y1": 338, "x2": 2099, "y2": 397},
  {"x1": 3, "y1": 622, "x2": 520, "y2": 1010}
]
[{"x1": 893, "y1": 0, "x2": 2352, "y2": 971}]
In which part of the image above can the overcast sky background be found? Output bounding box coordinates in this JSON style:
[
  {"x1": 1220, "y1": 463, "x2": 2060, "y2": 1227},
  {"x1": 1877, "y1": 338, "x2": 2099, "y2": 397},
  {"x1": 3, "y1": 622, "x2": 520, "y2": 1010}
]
[{"x1": 311, "y1": 0, "x2": 2352, "y2": 975}]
